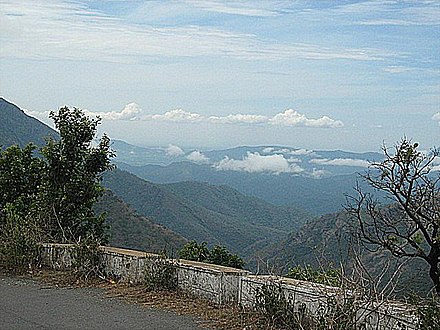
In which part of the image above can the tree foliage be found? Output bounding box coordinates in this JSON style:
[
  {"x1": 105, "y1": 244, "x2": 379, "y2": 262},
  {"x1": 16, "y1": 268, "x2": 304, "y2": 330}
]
[
  {"x1": 346, "y1": 138, "x2": 440, "y2": 295},
  {"x1": 0, "y1": 106, "x2": 114, "y2": 250},
  {"x1": 39, "y1": 107, "x2": 114, "y2": 242},
  {"x1": 178, "y1": 240, "x2": 245, "y2": 269}
]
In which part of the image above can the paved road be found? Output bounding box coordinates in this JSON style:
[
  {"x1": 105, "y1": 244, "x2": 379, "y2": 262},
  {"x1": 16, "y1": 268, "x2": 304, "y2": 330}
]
[{"x1": 0, "y1": 276, "x2": 207, "y2": 330}]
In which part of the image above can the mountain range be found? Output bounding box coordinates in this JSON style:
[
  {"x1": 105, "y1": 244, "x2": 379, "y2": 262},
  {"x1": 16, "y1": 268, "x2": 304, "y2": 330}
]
[
  {"x1": 1, "y1": 97, "x2": 434, "y2": 294},
  {"x1": 102, "y1": 169, "x2": 310, "y2": 258}
]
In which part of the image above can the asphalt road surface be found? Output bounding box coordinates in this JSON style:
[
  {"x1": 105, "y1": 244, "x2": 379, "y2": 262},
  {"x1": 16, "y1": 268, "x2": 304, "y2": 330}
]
[{"x1": 0, "y1": 276, "x2": 207, "y2": 330}]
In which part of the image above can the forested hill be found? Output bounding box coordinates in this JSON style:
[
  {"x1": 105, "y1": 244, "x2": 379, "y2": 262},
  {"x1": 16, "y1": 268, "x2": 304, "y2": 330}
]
[
  {"x1": 0, "y1": 98, "x2": 57, "y2": 147},
  {"x1": 103, "y1": 169, "x2": 311, "y2": 258},
  {"x1": 95, "y1": 190, "x2": 187, "y2": 254},
  {"x1": 0, "y1": 98, "x2": 186, "y2": 252},
  {"x1": 259, "y1": 208, "x2": 433, "y2": 295}
]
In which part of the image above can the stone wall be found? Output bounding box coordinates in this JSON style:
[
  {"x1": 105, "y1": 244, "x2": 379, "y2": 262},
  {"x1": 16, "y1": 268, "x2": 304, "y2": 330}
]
[{"x1": 40, "y1": 243, "x2": 418, "y2": 329}]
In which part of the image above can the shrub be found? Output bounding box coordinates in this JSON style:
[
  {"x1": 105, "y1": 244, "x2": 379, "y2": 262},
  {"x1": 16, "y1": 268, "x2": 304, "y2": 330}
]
[
  {"x1": 144, "y1": 254, "x2": 177, "y2": 291},
  {"x1": 178, "y1": 241, "x2": 245, "y2": 269},
  {"x1": 286, "y1": 265, "x2": 342, "y2": 287},
  {"x1": 0, "y1": 203, "x2": 42, "y2": 272}
]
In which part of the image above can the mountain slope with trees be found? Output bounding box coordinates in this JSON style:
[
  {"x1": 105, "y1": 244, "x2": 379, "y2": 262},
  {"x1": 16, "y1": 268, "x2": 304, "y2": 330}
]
[
  {"x1": 103, "y1": 169, "x2": 310, "y2": 258},
  {"x1": 0, "y1": 98, "x2": 57, "y2": 147},
  {"x1": 116, "y1": 161, "x2": 372, "y2": 215},
  {"x1": 95, "y1": 190, "x2": 187, "y2": 254}
]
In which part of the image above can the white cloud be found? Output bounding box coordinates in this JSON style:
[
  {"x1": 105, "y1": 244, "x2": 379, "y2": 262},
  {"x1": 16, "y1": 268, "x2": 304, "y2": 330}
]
[
  {"x1": 310, "y1": 168, "x2": 331, "y2": 179},
  {"x1": 262, "y1": 147, "x2": 275, "y2": 153},
  {"x1": 89, "y1": 103, "x2": 141, "y2": 120},
  {"x1": 269, "y1": 109, "x2": 344, "y2": 128},
  {"x1": 146, "y1": 109, "x2": 204, "y2": 123},
  {"x1": 289, "y1": 149, "x2": 316, "y2": 156},
  {"x1": 166, "y1": 144, "x2": 185, "y2": 157},
  {"x1": 309, "y1": 158, "x2": 370, "y2": 167},
  {"x1": 432, "y1": 112, "x2": 440, "y2": 125},
  {"x1": 214, "y1": 152, "x2": 303, "y2": 174},
  {"x1": 207, "y1": 114, "x2": 268, "y2": 124},
  {"x1": 88, "y1": 105, "x2": 344, "y2": 129},
  {"x1": 186, "y1": 150, "x2": 210, "y2": 163}
]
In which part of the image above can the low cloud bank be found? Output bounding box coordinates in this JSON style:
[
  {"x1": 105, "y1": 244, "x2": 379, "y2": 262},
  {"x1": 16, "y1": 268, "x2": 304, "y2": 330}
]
[
  {"x1": 186, "y1": 150, "x2": 210, "y2": 164},
  {"x1": 166, "y1": 144, "x2": 185, "y2": 157},
  {"x1": 87, "y1": 104, "x2": 344, "y2": 129},
  {"x1": 214, "y1": 152, "x2": 303, "y2": 174},
  {"x1": 309, "y1": 158, "x2": 370, "y2": 167}
]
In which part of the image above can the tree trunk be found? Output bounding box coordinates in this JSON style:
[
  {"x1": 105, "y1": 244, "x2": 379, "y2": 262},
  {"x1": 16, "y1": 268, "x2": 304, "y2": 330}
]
[{"x1": 428, "y1": 258, "x2": 440, "y2": 296}]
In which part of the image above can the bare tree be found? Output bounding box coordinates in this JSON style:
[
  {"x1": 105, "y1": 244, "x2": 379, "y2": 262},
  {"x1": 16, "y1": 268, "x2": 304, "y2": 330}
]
[{"x1": 346, "y1": 138, "x2": 440, "y2": 295}]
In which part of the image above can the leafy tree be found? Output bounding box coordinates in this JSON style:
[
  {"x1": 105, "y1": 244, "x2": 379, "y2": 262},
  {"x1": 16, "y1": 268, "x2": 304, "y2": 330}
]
[
  {"x1": 207, "y1": 245, "x2": 245, "y2": 269},
  {"x1": 0, "y1": 106, "x2": 114, "y2": 246},
  {"x1": 178, "y1": 241, "x2": 210, "y2": 262},
  {"x1": 38, "y1": 107, "x2": 114, "y2": 243},
  {"x1": 0, "y1": 144, "x2": 44, "y2": 214},
  {"x1": 346, "y1": 138, "x2": 440, "y2": 295},
  {"x1": 178, "y1": 240, "x2": 245, "y2": 269}
]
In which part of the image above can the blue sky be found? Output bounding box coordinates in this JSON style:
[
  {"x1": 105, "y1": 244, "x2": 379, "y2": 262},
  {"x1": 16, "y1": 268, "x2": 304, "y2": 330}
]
[{"x1": 0, "y1": 0, "x2": 439, "y2": 151}]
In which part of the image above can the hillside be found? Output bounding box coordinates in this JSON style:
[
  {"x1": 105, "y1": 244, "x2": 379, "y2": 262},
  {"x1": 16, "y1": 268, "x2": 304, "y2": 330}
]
[
  {"x1": 103, "y1": 169, "x2": 310, "y2": 258},
  {"x1": 116, "y1": 161, "x2": 373, "y2": 215},
  {"x1": 259, "y1": 209, "x2": 433, "y2": 296},
  {"x1": 95, "y1": 190, "x2": 186, "y2": 254},
  {"x1": 0, "y1": 98, "x2": 57, "y2": 147},
  {"x1": 0, "y1": 99, "x2": 186, "y2": 254}
]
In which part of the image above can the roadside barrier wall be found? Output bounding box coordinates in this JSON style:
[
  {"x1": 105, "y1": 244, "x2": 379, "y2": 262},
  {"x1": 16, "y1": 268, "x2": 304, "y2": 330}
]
[{"x1": 40, "y1": 243, "x2": 418, "y2": 329}]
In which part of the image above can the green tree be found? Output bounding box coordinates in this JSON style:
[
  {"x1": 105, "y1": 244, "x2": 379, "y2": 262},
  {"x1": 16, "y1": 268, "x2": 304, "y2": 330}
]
[
  {"x1": 0, "y1": 143, "x2": 44, "y2": 214},
  {"x1": 38, "y1": 107, "x2": 114, "y2": 243},
  {"x1": 179, "y1": 240, "x2": 245, "y2": 269},
  {"x1": 178, "y1": 241, "x2": 210, "y2": 262},
  {"x1": 346, "y1": 138, "x2": 440, "y2": 295}
]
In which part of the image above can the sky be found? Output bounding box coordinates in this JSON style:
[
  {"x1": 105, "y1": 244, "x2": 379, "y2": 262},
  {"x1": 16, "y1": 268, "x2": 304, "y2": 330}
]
[{"x1": 0, "y1": 0, "x2": 439, "y2": 152}]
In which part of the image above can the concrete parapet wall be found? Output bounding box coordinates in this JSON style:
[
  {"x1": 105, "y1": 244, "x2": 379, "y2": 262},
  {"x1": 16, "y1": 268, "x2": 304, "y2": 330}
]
[{"x1": 40, "y1": 243, "x2": 418, "y2": 329}]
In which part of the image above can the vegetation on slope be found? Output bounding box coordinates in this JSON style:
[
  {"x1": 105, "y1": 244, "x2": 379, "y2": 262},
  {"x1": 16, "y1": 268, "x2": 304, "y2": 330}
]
[
  {"x1": 0, "y1": 98, "x2": 57, "y2": 148},
  {"x1": 103, "y1": 169, "x2": 310, "y2": 258},
  {"x1": 95, "y1": 190, "x2": 187, "y2": 254}
]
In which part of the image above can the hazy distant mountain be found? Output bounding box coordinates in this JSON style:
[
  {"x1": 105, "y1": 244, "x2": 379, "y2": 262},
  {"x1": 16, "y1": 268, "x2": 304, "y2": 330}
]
[
  {"x1": 116, "y1": 161, "x2": 380, "y2": 215},
  {"x1": 112, "y1": 141, "x2": 383, "y2": 178},
  {"x1": 103, "y1": 169, "x2": 310, "y2": 258},
  {"x1": 0, "y1": 98, "x2": 57, "y2": 148}
]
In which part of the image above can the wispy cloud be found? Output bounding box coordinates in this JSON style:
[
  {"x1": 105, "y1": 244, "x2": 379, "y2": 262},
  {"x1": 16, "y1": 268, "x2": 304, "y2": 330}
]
[
  {"x1": 309, "y1": 158, "x2": 370, "y2": 167},
  {"x1": 214, "y1": 152, "x2": 303, "y2": 174},
  {"x1": 183, "y1": 0, "x2": 285, "y2": 17},
  {"x1": 383, "y1": 66, "x2": 412, "y2": 74},
  {"x1": 332, "y1": 1, "x2": 440, "y2": 26},
  {"x1": 0, "y1": 0, "x2": 398, "y2": 63},
  {"x1": 432, "y1": 112, "x2": 440, "y2": 126}
]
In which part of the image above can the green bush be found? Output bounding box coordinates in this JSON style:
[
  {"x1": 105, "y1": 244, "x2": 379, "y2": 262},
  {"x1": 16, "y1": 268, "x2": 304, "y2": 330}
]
[
  {"x1": 144, "y1": 254, "x2": 177, "y2": 291},
  {"x1": 178, "y1": 240, "x2": 245, "y2": 269},
  {"x1": 72, "y1": 236, "x2": 103, "y2": 281},
  {"x1": 0, "y1": 203, "x2": 42, "y2": 271},
  {"x1": 286, "y1": 265, "x2": 342, "y2": 287}
]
